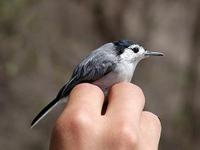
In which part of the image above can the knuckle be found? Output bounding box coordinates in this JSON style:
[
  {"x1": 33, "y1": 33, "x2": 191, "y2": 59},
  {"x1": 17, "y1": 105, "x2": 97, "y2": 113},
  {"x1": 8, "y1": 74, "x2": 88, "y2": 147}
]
[
  {"x1": 143, "y1": 111, "x2": 162, "y2": 131},
  {"x1": 113, "y1": 124, "x2": 138, "y2": 147},
  {"x1": 53, "y1": 117, "x2": 68, "y2": 138},
  {"x1": 53, "y1": 109, "x2": 94, "y2": 139},
  {"x1": 67, "y1": 109, "x2": 94, "y2": 130}
]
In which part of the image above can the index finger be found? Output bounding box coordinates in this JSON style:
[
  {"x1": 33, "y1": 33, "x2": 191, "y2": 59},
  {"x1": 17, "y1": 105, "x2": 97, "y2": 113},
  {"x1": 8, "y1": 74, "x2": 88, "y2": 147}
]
[{"x1": 62, "y1": 83, "x2": 105, "y2": 116}]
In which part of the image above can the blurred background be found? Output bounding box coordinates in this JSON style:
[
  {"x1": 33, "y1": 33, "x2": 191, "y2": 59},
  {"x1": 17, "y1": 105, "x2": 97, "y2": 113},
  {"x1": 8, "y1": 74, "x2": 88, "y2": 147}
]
[{"x1": 0, "y1": 0, "x2": 200, "y2": 149}]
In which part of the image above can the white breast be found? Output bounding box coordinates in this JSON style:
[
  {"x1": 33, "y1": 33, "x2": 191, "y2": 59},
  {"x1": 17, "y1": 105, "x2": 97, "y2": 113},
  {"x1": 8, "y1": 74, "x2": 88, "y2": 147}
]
[{"x1": 93, "y1": 61, "x2": 136, "y2": 94}]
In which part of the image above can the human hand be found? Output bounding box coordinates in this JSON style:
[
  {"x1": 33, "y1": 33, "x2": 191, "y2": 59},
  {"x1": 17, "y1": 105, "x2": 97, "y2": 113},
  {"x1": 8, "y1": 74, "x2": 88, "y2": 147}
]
[{"x1": 50, "y1": 82, "x2": 161, "y2": 150}]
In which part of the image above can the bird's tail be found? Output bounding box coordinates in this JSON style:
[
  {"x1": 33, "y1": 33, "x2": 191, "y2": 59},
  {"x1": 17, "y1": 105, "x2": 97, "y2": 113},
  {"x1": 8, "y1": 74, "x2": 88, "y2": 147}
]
[
  {"x1": 31, "y1": 97, "x2": 61, "y2": 128},
  {"x1": 31, "y1": 76, "x2": 78, "y2": 128}
]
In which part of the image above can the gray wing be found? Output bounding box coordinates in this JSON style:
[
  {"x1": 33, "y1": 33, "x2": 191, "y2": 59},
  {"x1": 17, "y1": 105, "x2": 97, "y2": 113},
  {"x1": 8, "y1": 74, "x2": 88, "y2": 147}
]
[{"x1": 59, "y1": 53, "x2": 117, "y2": 97}]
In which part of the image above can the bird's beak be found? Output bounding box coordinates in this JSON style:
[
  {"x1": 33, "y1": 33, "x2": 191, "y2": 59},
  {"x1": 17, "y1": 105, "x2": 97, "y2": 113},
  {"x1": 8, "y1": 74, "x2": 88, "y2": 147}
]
[{"x1": 144, "y1": 50, "x2": 164, "y2": 57}]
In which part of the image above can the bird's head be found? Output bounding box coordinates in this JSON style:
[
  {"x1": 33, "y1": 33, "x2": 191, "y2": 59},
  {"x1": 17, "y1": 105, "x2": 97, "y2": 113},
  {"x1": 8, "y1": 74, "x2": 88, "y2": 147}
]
[{"x1": 113, "y1": 40, "x2": 164, "y2": 63}]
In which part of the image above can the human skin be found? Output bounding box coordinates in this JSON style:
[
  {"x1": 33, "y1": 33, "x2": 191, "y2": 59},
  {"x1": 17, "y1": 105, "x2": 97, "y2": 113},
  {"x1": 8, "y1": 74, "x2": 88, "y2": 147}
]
[{"x1": 50, "y1": 82, "x2": 161, "y2": 150}]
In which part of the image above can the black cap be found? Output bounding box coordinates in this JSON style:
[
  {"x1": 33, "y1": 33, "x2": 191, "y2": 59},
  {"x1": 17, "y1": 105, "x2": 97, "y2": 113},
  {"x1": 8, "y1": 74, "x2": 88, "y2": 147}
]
[{"x1": 113, "y1": 40, "x2": 134, "y2": 55}]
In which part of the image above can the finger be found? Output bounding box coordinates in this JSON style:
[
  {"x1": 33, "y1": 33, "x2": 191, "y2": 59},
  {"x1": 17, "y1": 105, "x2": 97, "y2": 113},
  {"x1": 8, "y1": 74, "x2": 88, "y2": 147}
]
[
  {"x1": 106, "y1": 82, "x2": 145, "y2": 128},
  {"x1": 62, "y1": 83, "x2": 104, "y2": 116},
  {"x1": 138, "y1": 111, "x2": 161, "y2": 150}
]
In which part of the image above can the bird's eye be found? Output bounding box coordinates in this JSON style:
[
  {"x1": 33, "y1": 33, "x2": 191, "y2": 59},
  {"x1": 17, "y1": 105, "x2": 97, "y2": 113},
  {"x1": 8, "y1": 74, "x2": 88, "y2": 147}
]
[{"x1": 132, "y1": 47, "x2": 139, "y2": 53}]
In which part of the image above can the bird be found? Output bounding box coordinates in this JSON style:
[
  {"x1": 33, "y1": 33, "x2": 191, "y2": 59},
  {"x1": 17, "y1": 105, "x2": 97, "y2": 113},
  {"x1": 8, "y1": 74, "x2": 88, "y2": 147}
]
[{"x1": 31, "y1": 40, "x2": 164, "y2": 128}]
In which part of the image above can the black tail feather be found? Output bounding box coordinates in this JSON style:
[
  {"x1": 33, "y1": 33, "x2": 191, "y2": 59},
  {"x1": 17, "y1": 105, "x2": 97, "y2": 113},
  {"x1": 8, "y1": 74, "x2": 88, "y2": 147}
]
[
  {"x1": 31, "y1": 97, "x2": 60, "y2": 128},
  {"x1": 31, "y1": 76, "x2": 79, "y2": 128}
]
